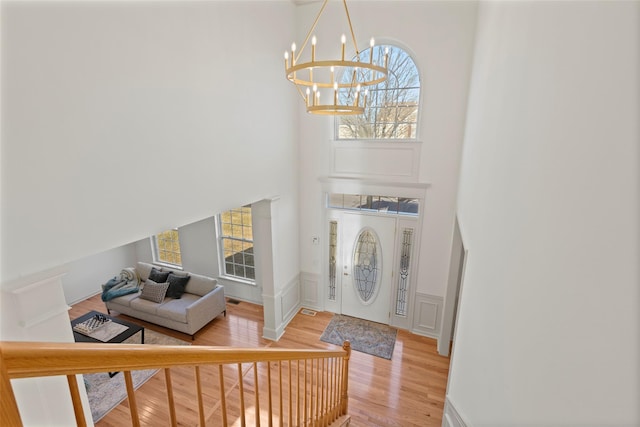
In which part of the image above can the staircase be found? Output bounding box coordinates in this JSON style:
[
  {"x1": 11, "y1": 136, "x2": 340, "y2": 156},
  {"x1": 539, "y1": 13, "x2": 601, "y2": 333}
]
[{"x1": 1, "y1": 340, "x2": 351, "y2": 426}]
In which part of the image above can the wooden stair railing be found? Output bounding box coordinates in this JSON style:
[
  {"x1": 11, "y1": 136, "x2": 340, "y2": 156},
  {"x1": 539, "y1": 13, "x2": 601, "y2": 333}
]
[{"x1": 1, "y1": 340, "x2": 351, "y2": 427}]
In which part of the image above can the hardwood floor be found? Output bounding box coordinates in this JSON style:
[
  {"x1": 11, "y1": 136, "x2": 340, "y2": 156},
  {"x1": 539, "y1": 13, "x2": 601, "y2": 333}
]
[{"x1": 69, "y1": 294, "x2": 451, "y2": 426}]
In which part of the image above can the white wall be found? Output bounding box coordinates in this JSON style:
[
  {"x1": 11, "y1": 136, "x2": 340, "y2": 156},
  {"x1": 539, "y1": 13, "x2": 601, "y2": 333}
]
[
  {"x1": 1, "y1": 1, "x2": 297, "y2": 284},
  {"x1": 449, "y1": 1, "x2": 639, "y2": 424},
  {"x1": 62, "y1": 242, "x2": 137, "y2": 305},
  {"x1": 296, "y1": 1, "x2": 478, "y2": 301}
]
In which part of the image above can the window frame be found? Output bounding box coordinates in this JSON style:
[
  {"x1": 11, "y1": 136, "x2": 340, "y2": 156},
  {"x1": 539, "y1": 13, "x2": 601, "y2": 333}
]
[
  {"x1": 335, "y1": 43, "x2": 421, "y2": 142},
  {"x1": 216, "y1": 207, "x2": 256, "y2": 285},
  {"x1": 150, "y1": 228, "x2": 183, "y2": 270}
]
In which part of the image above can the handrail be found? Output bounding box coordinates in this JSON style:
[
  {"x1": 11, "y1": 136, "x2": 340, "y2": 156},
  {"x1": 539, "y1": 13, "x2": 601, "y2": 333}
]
[{"x1": 1, "y1": 340, "x2": 351, "y2": 426}]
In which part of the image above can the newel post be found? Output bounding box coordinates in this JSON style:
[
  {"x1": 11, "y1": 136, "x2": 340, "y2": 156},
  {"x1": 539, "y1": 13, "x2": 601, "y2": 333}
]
[{"x1": 341, "y1": 340, "x2": 351, "y2": 416}]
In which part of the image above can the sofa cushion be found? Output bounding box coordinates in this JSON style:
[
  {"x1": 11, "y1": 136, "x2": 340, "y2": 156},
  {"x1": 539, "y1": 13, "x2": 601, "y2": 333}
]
[
  {"x1": 130, "y1": 296, "x2": 162, "y2": 315},
  {"x1": 136, "y1": 262, "x2": 154, "y2": 282},
  {"x1": 139, "y1": 279, "x2": 169, "y2": 303},
  {"x1": 165, "y1": 273, "x2": 190, "y2": 299},
  {"x1": 156, "y1": 293, "x2": 200, "y2": 323},
  {"x1": 148, "y1": 267, "x2": 170, "y2": 284},
  {"x1": 184, "y1": 274, "x2": 216, "y2": 296},
  {"x1": 108, "y1": 292, "x2": 140, "y2": 307},
  {"x1": 160, "y1": 267, "x2": 189, "y2": 278}
]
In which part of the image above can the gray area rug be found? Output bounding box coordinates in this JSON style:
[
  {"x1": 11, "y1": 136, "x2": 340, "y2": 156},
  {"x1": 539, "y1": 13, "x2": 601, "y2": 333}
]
[
  {"x1": 320, "y1": 314, "x2": 397, "y2": 360},
  {"x1": 83, "y1": 328, "x2": 190, "y2": 422}
]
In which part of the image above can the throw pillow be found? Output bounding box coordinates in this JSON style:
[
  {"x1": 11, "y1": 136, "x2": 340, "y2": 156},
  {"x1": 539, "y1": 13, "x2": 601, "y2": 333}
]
[
  {"x1": 148, "y1": 267, "x2": 170, "y2": 283},
  {"x1": 165, "y1": 273, "x2": 191, "y2": 299},
  {"x1": 139, "y1": 279, "x2": 170, "y2": 303}
]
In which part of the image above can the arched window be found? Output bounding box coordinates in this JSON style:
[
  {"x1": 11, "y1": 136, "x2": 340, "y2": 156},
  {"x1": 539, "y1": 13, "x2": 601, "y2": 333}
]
[{"x1": 336, "y1": 44, "x2": 420, "y2": 140}]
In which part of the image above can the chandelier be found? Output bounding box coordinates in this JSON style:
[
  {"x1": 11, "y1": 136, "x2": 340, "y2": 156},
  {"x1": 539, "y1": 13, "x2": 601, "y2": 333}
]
[{"x1": 284, "y1": 0, "x2": 388, "y2": 115}]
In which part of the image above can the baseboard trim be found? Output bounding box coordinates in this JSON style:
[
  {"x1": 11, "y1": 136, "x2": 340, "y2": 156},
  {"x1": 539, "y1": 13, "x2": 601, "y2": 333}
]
[{"x1": 443, "y1": 396, "x2": 468, "y2": 427}]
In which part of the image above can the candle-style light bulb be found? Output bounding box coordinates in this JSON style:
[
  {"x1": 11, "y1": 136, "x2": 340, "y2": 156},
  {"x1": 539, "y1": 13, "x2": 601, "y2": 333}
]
[
  {"x1": 384, "y1": 47, "x2": 389, "y2": 69},
  {"x1": 341, "y1": 34, "x2": 346, "y2": 60},
  {"x1": 312, "y1": 84, "x2": 317, "y2": 106},
  {"x1": 369, "y1": 38, "x2": 375, "y2": 64},
  {"x1": 306, "y1": 87, "x2": 310, "y2": 107},
  {"x1": 311, "y1": 35, "x2": 316, "y2": 62},
  {"x1": 330, "y1": 66, "x2": 335, "y2": 84},
  {"x1": 284, "y1": 51, "x2": 289, "y2": 69},
  {"x1": 334, "y1": 82, "x2": 338, "y2": 106},
  {"x1": 291, "y1": 42, "x2": 296, "y2": 66}
]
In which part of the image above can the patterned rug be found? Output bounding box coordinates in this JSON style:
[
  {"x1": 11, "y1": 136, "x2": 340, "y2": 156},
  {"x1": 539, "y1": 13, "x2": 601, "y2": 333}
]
[
  {"x1": 320, "y1": 314, "x2": 398, "y2": 360},
  {"x1": 83, "y1": 328, "x2": 190, "y2": 422}
]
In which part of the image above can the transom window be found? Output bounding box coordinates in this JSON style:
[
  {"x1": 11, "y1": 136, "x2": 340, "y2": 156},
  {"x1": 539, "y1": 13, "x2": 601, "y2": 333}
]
[
  {"x1": 336, "y1": 44, "x2": 420, "y2": 140},
  {"x1": 152, "y1": 229, "x2": 182, "y2": 267},
  {"x1": 217, "y1": 206, "x2": 255, "y2": 282},
  {"x1": 328, "y1": 193, "x2": 419, "y2": 216}
]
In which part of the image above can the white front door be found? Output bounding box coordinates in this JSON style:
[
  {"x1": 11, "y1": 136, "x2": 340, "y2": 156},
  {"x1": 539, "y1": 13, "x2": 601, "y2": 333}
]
[{"x1": 340, "y1": 213, "x2": 396, "y2": 324}]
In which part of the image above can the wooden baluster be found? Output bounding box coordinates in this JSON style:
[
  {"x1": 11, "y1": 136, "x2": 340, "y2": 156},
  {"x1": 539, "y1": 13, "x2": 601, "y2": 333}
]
[
  {"x1": 332, "y1": 357, "x2": 338, "y2": 420},
  {"x1": 66, "y1": 374, "x2": 87, "y2": 427},
  {"x1": 319, "y1": 359, "x2": 324, "y2": 426},
  {"x1": 337, "y1": 356, "x2": 343, "y2": 416},
  {"x1": 288, "y1": 360, "x2": 293, "y2": 427},
  {"x1": 124, "y1": 371, "x2": 141, "y2": 427},
  {"x1": 218, "y1": 365, "x2": 228, "y2": 426},
  {"x1": 253, "y1": 362, "x2": 261, "y2": 427},
  {"x1": 237, "y1": 363, "x2": 246, "y2": 427},
  {"x1": 194, "y1": 366, "x2": 205, "y2": 427},
  {"x1": 164, "y1": 368, "x2": 177, "y2": 427},
  {"x1": 309, "y1": 359, "x2": 314, "y2": 426},
  {"x1": 304, "y1": 359, "x2": 308, "y2": 427},
  {"x1": 267, "y1": 361, "x2": 273, "y2": 427},
  {"x1": 278, "y1": 361, "x2": 283, "y2": 427},
  {"x1": 323, "y1": 359, "x2": 328, "y2": 426},
  {"x1": 315, "y1": 358, "x2": 320, "y2": 426},
  {"x1": 297, "y1": 360, "x2": 301, "y2": 427},
  {"x1": 327, "y1": 359, "x2": 333, "y2": 423},
  {"x1": 331, "y1": 357, "x2": 337, "y2": 422}
]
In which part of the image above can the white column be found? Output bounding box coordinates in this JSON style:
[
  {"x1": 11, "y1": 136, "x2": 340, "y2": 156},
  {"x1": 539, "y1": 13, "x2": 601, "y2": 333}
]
[
  {"x1": 1, "y1": 268, "x2": 94, "y2": 426},
  {"x1": 252, "y1": 197, "x2": 285, "y2": 341}
]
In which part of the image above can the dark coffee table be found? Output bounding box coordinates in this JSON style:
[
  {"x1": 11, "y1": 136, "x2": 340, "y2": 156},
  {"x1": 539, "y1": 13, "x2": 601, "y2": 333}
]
[
  {"x1": 71, "y1": 310, "x2": 144, "y2": 344},
  {"x1": 71, "y1": 311, "x2": 145, "y2": 377}
]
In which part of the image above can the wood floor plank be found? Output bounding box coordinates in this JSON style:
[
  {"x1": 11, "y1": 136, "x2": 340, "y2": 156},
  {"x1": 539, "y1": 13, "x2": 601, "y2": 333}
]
[{"x1": 69, "y1": 294, "x2": 450, "y2": 426}]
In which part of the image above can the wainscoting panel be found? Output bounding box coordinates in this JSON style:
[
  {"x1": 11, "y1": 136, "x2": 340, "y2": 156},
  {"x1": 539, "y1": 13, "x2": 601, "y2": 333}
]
[
  {"x1": 217, "y1": 277, "x2": 263, "y2": 305},
  {"x1": 331, "y1": 141, "x2": 421, "y2": 182},
  {"x1": 280, "y1": 276, "x2": 301, "y2": 326},
  {"x1": 443, "y1": 396, "x2": 468, "y2": 427},
  {"x1": 301, "y1": 272, "x2": 321, "y2": 310},
  {"x1": 411, "y1": 293, "x2": 443, "y2": 339}
]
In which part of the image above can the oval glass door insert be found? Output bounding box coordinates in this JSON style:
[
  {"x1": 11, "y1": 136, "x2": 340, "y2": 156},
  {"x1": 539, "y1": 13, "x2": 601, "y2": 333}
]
[{"x1": 352, "y1": 228, "x2": 382, "y2": 304}]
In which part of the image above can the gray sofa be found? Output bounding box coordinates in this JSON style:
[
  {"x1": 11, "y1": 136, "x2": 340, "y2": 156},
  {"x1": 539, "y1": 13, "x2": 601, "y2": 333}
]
[{"x1": 105, "y1": 262, "x2": 226, "y2": 337}]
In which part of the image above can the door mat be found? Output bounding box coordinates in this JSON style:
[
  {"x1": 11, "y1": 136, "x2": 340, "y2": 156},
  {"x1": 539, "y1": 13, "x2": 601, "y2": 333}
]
[{"x1": 320, "y1": 314, "x2": 397, "y2": 360}]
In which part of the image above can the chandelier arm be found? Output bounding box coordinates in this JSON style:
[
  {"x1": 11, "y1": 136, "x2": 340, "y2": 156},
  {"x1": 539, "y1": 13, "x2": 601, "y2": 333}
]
[
  {"x1": 295, "y1": 0, "x2": 330, "y2": 64},
  {"x1": 294, "y1": 84, "x2": 307, "y2": 101},
  {"x1": 342, "y1": 0, "x2": 360, "y2": 55}
]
